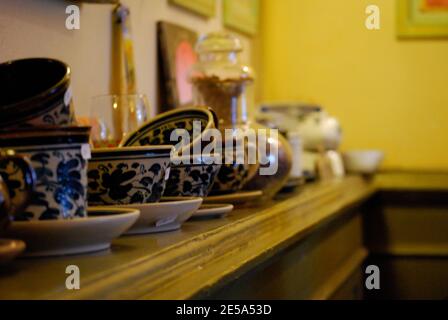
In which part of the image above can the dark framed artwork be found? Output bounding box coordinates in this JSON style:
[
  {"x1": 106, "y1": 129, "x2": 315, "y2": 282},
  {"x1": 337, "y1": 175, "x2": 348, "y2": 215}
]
[{"x1": 157, "y1": 21, "x2": 198, "y2": 112}]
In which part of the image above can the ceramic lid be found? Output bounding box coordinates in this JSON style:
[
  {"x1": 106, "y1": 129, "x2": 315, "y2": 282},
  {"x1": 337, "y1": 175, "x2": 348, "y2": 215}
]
[{"x1": 195, "y1": 32, "x2": 243, "y2": 54}]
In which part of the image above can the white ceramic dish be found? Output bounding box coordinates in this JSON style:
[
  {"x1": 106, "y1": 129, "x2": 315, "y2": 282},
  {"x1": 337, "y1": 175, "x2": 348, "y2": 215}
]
[
  {"x1": 3, "y1": 208, "x2": 140, "y2": 257},
  {"x1": 192, "y1": 204, "x2": 234, "y2": 219},
  {"x1": 0, "y1": 239, "x2": 26, "y2": 265},
  {"x1": 342, "y1": 150, "x2": 384, "y2": 174},
  {"x1": 203, "y1": 190, "x2": 263, "y2": 205},
  {"x1": 116, "y1": 197, "x2": 203, "y2": 235}
]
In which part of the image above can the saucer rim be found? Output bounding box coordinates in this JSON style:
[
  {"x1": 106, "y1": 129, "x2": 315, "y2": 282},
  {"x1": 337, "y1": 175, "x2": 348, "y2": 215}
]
[
  {"x1": 110, "y1": 197, "x2": 203, "y2": 209},
  {"x1": 9, "y1": 207, "x2": 140, "y2": 226},
  {"x1": 114, "y1": 197, "x2": 203, "y2": 235},
  {"x1": 5, "y1": 208, "x2": 140, "y2": 257},
  {"x1": 204, "y1": 190, "x2": 263, "y2": 203},
  {"x1": 194, "y1": 203, "x2": 234, "y2": 217}
]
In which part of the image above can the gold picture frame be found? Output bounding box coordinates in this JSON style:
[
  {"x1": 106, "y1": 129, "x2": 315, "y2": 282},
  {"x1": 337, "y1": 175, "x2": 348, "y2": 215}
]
[
  {"x1": 223, "y1": 0, "x2": 259, "y2": 36},
  {"x1": 397, "y1": 0, "x2": 448, "y2": 38},
  {"x1": 169, "y1": 0, "x2": 216, "y2": 18}
]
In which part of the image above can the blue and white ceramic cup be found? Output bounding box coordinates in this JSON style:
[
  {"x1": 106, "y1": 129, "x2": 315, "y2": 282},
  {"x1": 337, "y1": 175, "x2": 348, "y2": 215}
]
[
  {"x1": 88, "y1": 146, "x2": 173, "y2": 206},
  {"x1": 0, "y1": 126, "x2": 91, "y2": 221}
]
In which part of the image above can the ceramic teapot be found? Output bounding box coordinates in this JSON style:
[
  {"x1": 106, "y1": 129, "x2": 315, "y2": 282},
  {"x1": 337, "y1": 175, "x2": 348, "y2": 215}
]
[{"x1": 297, "y1": 108, "x2": 342, "y2": 151}]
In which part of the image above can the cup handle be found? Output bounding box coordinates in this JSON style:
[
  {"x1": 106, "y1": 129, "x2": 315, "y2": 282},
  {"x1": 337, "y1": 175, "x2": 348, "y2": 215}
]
[
  {"x1": 0, "y1": 179, "x2": 11, "y2": 231},
  {"x1": 0, "y1": 152, "x2": 36, "y2": 217},
  {"x1": 207, "y1": 107, "x2": 220, "y2": 131}
]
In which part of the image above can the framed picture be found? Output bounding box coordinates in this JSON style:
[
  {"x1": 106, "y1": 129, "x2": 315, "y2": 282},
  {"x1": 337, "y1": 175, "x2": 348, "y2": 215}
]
[
  {"x1": 223, "y1": 0, "x2": 259, "y2": 36},
  {"x1": 397, "y1": 0, "x2": 448, "y2": 38},
  {"x1": 169, "y1": 0, "x2": 216, "y2": 18},
  {"x1": 157, "y1": 21, "x2": 198, "y2": 112}
]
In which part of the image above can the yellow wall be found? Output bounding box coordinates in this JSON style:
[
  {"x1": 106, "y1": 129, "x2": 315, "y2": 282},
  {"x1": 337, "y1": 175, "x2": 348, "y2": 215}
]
[{"x1": 259, "y1": 0, "x2": 448, "y2": 170}]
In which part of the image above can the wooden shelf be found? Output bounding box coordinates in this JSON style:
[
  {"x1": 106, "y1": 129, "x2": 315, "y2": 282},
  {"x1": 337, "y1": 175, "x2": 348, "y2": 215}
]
[
  {"x1": 0, "y1": 176, "x2": 375, "y2": 300},
  {"x1": 375, "y1": 171, "x2": 448, "y2": 191}
]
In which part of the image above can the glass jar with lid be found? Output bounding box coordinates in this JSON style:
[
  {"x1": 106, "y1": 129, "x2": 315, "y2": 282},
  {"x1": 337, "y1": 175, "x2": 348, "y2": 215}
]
[
  {"x1": 190, "y1": 32, "x2": 292, "y2": 198},
  {"x1": 189, "y1": 32, "x2": 253, "y2": 129},
  {"x1": 189, "y1": 32, "x2": 257, "y2": 194}
]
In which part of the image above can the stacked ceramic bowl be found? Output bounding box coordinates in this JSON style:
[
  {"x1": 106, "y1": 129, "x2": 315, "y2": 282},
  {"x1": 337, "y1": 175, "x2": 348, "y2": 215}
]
[
  {"x1": 120, "y1": 107, "x2": 222, "y2": 197},
  {"x1": 86, "y1": 144, "x2": 204, "y2": 234},
  {"x1": 0, "y1": 58, "x2": 140, "y2": 258},
  {"x1": 85, "y1": 101, "x2": 222, "y2": 233},
  {"x1": 120, "y1": 107, "x2": 268, "y2": 220},
  {"x1": 118, "y1": 107, "x2": 233, "y2": 224}
]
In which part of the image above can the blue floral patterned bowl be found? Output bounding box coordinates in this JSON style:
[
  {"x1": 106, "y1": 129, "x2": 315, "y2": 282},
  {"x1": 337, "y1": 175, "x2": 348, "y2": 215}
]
[
  {"x1": 119, "y1": 107, "x2": 217, "y2": 156},
  {"x1": 87, "y1": 146, "x2": 174, "y2": 206},
  {"x1": 0, "y1": 58, "x2": 75, "y2": 128},
  {"x1": 0, "y1": 126, "x2": 91, "y2": 221},
  {"x1": 164, "y1": 154, "x2": 221, "y2": 197}
]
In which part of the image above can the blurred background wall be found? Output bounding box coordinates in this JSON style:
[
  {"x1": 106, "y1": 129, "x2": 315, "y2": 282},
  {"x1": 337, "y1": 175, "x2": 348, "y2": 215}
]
[
  {"x1": 0, "y1": 0, "x2": 254, "y2": 117},
  {"x1": 258, "y1": 0, "x2": 448, "y2": 170},
  {"x1": 1, "y1": 0, "x2": 447, "y2": 170}
]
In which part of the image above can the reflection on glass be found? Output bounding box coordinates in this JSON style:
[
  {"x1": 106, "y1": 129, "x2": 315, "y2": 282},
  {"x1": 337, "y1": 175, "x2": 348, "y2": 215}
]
[{"x1": 90, "y1": 94, "x2": 149, "y2": 148}]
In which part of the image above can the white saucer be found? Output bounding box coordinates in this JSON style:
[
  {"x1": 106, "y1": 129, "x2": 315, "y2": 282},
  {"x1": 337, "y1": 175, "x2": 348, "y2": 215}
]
[
  {"x1": 3, "y1": 208, "x2": 140, "y2": 257},
  {"x1": 191, "y1": 204, "x2": 234, "y2": 219},
  {"x1": 204, "y1": 190, "x2": 263, "y2": 205},
  {"x1": 115, "y1": 197, "x2": 202, "y2": 235},
  {"x1": 0, "y1": 239, "x2": 26, "y2": 265}
]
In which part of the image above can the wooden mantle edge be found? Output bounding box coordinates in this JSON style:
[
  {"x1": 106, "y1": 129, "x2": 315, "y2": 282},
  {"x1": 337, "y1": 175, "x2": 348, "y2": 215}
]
[{"x1": 51, "y1": 176, "x2": 375, "y2": 300}]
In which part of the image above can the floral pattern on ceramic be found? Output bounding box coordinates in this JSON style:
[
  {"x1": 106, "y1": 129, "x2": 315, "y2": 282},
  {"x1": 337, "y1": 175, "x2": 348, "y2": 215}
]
[
  {"x1": 0, "y1": 160, "x2": 29, "y2": 215},
  {"x1": 38, "y1": 100, "x2": 73, "y2": 126},
  {"x1": 18, "y1": 93, "x2": 74, "y2": 128},
  {"x1": 211, "y1": 162, "x2": 250, "y2": 194},
  {"x1": 209, "y1": 146, "x2": 253, "y2": 195},
  {"x1": 124, "y1": 114, "x2": 208, "y2": 148},
  {"x1": 121, "y1": 108, "x2": 217, "y2": 156},
  {"x1": 164, "y1": 162, "x2": 221, "y2": 197},
  {"x1": 0, "y1": 145, "x2": 88, "y2": 221},
  {"x1": 0, "y1": 154, "x2": 36, "y2": 230},
  {"x1": 88, "y1": 159, "x2": 170, "y2": 205}
]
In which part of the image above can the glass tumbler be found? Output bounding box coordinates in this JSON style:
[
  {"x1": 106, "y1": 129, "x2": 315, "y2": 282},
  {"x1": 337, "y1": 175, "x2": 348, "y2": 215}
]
[{"x1": 90, "y1": 94, "x2": 149, "y2": 148}]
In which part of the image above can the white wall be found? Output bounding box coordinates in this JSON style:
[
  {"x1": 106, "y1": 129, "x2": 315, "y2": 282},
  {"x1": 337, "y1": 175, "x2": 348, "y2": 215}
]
[{"x1": 0, "y1": 0, "x2": 253, "y2": 117}]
